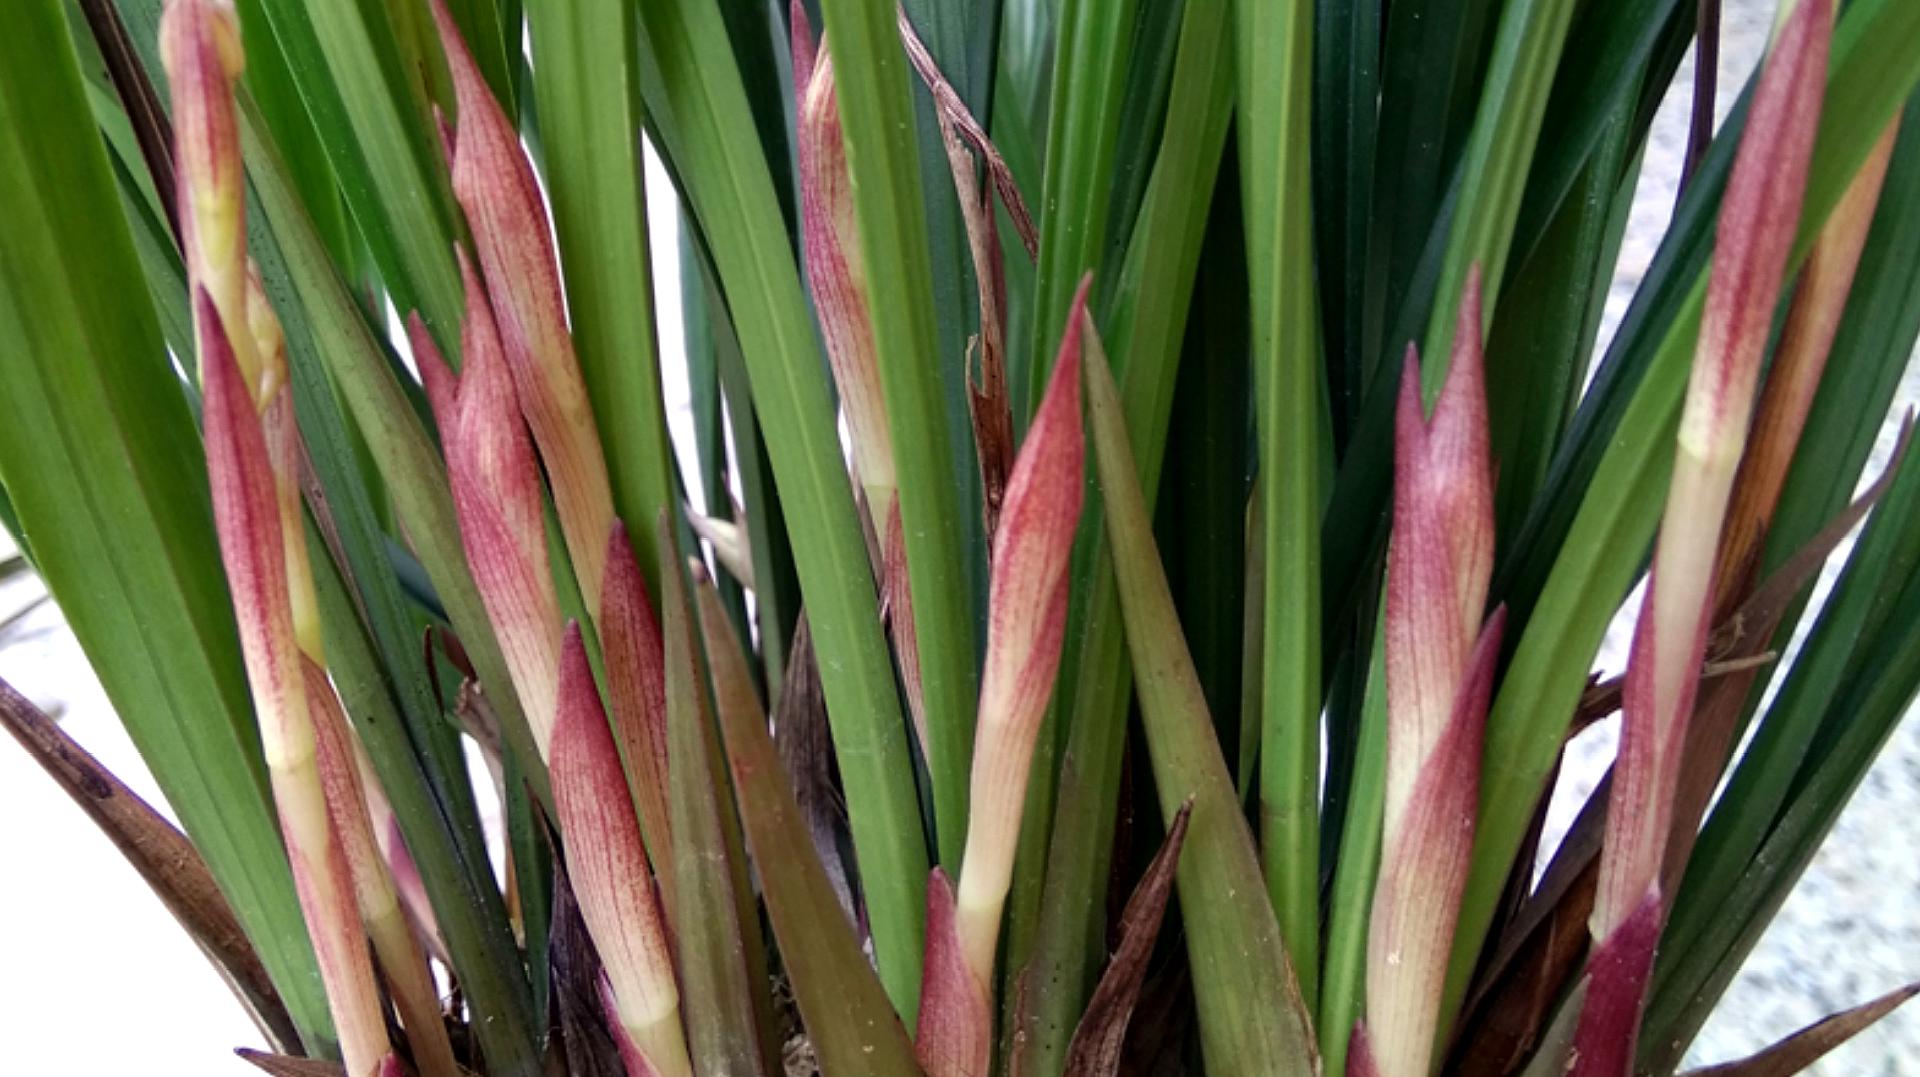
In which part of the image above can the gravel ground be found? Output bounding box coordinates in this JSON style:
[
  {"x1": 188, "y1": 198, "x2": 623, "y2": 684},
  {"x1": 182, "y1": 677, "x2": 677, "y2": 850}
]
[{"x1": 1, "y1": 1, "x2": 1915, "y2": 1072}]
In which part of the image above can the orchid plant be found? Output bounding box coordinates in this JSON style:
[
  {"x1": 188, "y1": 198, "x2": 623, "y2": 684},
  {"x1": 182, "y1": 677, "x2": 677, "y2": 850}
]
[{"x1": 2, "y1": 0, "x2": 1919, "y2": 1074}]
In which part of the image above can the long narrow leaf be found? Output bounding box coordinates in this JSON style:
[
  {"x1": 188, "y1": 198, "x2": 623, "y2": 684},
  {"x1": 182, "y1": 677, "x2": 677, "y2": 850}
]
[
  {"x1": 694, "y1": 569, "x2": 924, "y2": 1074},
  {"x1": 1235, "y1": 0, "x2": 1323, "y2": 1003},
  {"x1": 1087, "y1": 321, "x2": 1317, "y2": 1075}
]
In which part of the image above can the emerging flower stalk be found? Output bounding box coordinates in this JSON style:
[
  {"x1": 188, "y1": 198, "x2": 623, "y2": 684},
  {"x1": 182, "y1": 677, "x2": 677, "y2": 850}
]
[
  {"x1": 1361, "y1": 271, "x2": 1504, "y2": 1077},
  {"x1": 551, "y1": 625, "x2": 690, "y2": 1077},
  {"x1": 196, "y1": 285, "x2": 392, "y2": 1077},
  {"x1": 412, "y1": 252, "x2": 564, "y2": 759},
  {"x1": 949, "y1": 280, "x2": 1089, "y2": 996},
  {"x1": 792, "y1": 3, "x2": 896, "y2": 524},
  {"x1": 1576, "y1": 2, "x2": 1834, "y2": 1072},
  {"x1": 161, "y1": 0, "x2": 246, "y2": 378},
  {"x1": 166, "y1": 3, "x2": 396, "y2": 1070},
  {"x1": 430, "y1": 0, "x2": 616, "y2": 613},
  {"x1": 790, "y1": 5, "x2": 936, "y2": 757}
]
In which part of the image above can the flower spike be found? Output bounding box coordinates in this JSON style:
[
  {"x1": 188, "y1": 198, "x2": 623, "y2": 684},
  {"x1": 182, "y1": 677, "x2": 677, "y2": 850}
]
[
  {"x1": 791, "y1": 3, "x2": 937, "y2": 758},
  {"x1": 409, "y1": 250, "x2": 564, "y2": 758},
  {"x1": 197, "y1": 289, "x2": 391, "y2": 1077},
  {"x1": 1367, "y1": 268, "x2": 1500, "y2": 1077},
  {"x1": 167, "y1": 2, "x2": 391, "y2": 1060},
  {"x1": 1577, "y1": 2, "x2": 1834, "y2": 1072},
  {"x1": 792, "y1": 2, "x2": 895, "y2": 520},
  {"x1": 551, "y1": 624, "x2": 691, "y2": 1077},
  {"x1": 429, "y1": 0, "x2": 616, "y2": 612},
  {"x1": 951, "y1": 276, "x2": 1089, "y2": 990}
]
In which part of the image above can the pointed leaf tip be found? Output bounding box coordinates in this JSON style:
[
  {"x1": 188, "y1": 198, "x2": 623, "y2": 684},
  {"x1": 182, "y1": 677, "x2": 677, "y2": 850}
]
[
  {"x1": 1682, "y1": 980, "x2": 1920, "y2": 1077},
  {"x1": 1688, "y1": 0, "x2": 1832, "y2": 456},
  {"x1": 789, "y1": 0, "x2": 816, "y2": 99},
  {"x1": 405, "y1": 313, "x2": 455, "y2": 429}
]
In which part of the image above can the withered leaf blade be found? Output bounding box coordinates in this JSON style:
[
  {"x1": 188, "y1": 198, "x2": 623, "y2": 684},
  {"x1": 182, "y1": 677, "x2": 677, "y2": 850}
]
[
  {"x1": 1680, "y1": 980, "x2": 1920, "y2": 1077},
  {"x1": 1063, "y1": 801, "x2": 1193, "y2": 1077},
  {"x1": 0, "y1": 675, "x2": 299, "y2": 1052},
  {"x1": 894, "y1": 4, "x2": 1038, "y2": 259},
  {"x1": 235, "y1": 1048, "x2": 344, "y2": 1077}
]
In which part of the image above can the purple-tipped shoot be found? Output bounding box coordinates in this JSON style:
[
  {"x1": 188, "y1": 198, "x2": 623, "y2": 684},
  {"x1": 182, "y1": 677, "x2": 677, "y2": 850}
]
[
  {"x1": 1367, "y1": 269, "x2": 1501, "y2": 1077},
  {"x1": 951, "y1": 277, "x2": 1089, "y2": 991}
]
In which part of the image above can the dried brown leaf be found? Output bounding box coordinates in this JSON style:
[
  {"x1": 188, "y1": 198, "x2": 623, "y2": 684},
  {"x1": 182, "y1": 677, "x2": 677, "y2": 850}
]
[
  {"x1": 1680, "y1": 980, "x2": 1920, "y2": 1077},
  {"x1": 1063, "y1": 802, "x2": 1192, "y2": 1077}
]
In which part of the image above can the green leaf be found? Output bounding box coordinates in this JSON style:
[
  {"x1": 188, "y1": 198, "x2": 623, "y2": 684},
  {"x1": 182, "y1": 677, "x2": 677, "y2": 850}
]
[
  {"x1": 524, "y1": 0, "x2": 677, "y2": 592},
  {"x1": 694, "y1": 571, "x2": 924, "y2": 1075},
  {"x1": 1157, "y1": 217, "x2": 1253, "y2": 752},
  {"x1": 1417, "y1": 0, "x2": 1579, "y2": 382},
  {"x1": 1087, "y1": 333, "x2": 1317, "y2": 1076},
  {"x1": 232, "y1": 0, "x2": 355, "y2": 276},
  {"x1": 0, "y1": 0, "x2": 330, "y2": 1046},
  {"x1": 1507, "y1": 0, "x2": 1688, "y2": 272},
  {"x1": 1368, "y1": 0, "x2": 1498, "y2": 394},
  {"x1": 1487, "y1": 97, "x2": 1640, "y2": 540},
  {"x1": 1311, "y1": 0, "x2": 1382, "y2": 432},
  {"x1": 1317, "y1": 623, "x2": 1384, "y2": 1077},
  {"x1": 1094, "y1": 0, "x2": 1184, "y2": 290},
  {"x1": 636, "y1": 0, "x2": 929, "y2": 1009},
  {"x1": 1024, "y1": 0, "x2": 1139, "y2": 419},
  {"x1": 1235, "y1": 0, "x2": 1322, "y2": 1006},
  {"x1": 1009, "y1": 5, "x2": 1234, "y2": 1069},
  {"x1": 819, "y1": 0, "x2": 981, "y2": 869},
  {"x1": 660, "y1": 522, "x2": 779, "y2": 1076}
]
